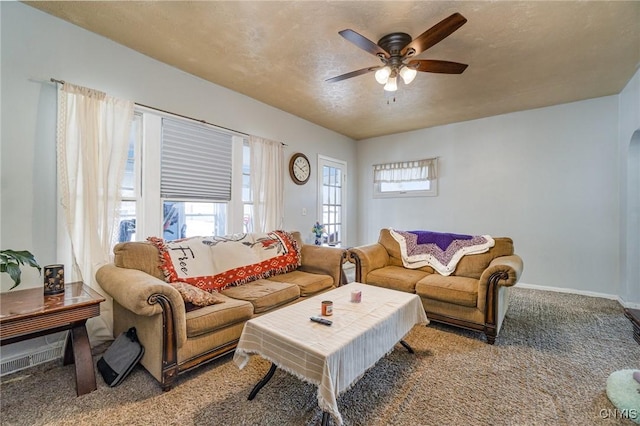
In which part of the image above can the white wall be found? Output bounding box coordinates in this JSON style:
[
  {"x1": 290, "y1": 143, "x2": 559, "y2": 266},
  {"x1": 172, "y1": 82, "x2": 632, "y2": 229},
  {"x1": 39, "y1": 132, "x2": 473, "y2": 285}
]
[
  {"x1": 618, "y1": 68, "x2": 640, "y2": 305},
  {"x1": 356, "y1": 96, "x2": 622, "y2": 297},
  {"x1": 0, "y1": 2, "x2": 357, "y2": 295}
]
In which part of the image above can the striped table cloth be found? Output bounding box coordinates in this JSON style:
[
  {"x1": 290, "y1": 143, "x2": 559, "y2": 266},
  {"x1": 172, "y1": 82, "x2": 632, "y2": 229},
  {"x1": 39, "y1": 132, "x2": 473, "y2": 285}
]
[{"x1": 233, "y1": 283, "x2": 429, "y2": 425}]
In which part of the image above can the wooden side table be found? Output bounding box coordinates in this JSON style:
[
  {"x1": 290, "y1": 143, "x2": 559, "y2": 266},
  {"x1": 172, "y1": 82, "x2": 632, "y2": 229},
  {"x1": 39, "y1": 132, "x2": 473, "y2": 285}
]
[{"x1": 0, "y1": 282, "x2": 105, "y2": 396}]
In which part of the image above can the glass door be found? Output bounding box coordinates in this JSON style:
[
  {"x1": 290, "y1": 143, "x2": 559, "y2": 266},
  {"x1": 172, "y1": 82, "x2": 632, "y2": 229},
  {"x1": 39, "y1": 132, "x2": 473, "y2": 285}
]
[{"x1": 317, "y1": 155, "x2": 347, "y2": 247}]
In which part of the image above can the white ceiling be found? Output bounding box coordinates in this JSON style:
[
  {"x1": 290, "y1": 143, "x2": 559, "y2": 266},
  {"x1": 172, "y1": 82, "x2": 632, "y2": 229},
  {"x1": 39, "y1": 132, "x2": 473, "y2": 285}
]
[{"x1": 25, "y1": 1, "x2": 640, "y2": 140}]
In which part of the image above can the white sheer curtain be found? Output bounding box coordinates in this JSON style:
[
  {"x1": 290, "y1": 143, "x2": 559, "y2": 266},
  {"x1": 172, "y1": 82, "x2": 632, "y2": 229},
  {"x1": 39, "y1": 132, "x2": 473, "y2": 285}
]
[
  {"x1": 249, "y1": 136, "x2": 284, "y2": 232},
  {"x1": 373, "y1": 158, "x2": 437, "y2": 183},
  {"x1": 57, "y1": 83, "x2": 134, "y2": 344}
]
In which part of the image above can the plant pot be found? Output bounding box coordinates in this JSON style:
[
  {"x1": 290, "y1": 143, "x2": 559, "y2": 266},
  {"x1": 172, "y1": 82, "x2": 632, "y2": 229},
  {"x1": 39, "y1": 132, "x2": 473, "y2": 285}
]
[{"x1": 43, "y1": 264, "x2": 65, "y2": 295}]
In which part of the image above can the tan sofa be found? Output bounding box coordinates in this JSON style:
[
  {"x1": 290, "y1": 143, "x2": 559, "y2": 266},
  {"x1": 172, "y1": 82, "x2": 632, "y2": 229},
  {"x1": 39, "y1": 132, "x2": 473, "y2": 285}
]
[
  {"x1": 347, "y1": 229, "x2": 523, "y2": 344},
  {"x1": 96, "y1": 231, "x2": 346, "y2": 390}
]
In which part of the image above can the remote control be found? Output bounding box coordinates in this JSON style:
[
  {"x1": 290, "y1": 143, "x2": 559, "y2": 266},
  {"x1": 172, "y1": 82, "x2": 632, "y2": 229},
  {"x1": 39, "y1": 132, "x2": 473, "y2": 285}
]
[{"x1": 310, "y1": 316, "x2": 332, "y2": 326}]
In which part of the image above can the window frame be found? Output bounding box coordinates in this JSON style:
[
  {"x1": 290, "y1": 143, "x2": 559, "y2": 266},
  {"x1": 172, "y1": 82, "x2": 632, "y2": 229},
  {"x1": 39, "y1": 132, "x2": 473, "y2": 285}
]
[
  {"x1": 372, "y1": 158, "x2": 438, "y2": 198},
  {"x1": 116, "y1": 112, "x2": 142, "y2": 245}
]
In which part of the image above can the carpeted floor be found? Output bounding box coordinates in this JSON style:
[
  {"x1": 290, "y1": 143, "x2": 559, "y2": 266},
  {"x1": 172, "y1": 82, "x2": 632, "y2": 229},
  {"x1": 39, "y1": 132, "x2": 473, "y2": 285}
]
[{"x1": 1, "y1": 286, "x2": 639, "y2": 425}]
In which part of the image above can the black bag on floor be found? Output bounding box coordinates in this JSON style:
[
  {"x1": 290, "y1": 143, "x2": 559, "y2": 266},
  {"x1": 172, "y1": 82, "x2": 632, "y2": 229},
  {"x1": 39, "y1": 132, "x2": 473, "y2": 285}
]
[{"x1": 97, "y1": 327, "x2": 144, "y2": 387}]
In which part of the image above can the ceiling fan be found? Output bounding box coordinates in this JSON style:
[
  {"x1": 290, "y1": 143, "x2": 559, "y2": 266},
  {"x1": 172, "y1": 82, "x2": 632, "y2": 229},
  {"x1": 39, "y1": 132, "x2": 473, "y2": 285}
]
[{"x1": 326, "y1": 12, "x2": 468, "y2": 91}]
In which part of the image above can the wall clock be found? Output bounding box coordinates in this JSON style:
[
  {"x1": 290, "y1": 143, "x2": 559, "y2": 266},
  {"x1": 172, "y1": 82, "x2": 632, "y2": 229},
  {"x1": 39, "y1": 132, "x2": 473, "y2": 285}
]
[{"x1": 289, "y1": 153, "x2": 311, "y2": 185}]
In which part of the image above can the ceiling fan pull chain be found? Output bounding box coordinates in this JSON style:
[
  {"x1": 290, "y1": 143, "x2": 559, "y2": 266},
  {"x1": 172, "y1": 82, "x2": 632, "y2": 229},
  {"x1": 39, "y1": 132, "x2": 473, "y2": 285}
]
[{"x1": 385, "y1": 92, "x2": 397, "y2": 105}]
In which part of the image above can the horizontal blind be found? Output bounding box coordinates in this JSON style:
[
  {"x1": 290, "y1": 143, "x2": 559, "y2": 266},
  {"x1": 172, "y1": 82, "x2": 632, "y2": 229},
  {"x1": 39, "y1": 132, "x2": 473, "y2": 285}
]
[{"x1": 161, "y1": 118, "x2": 233, "y2": 200}]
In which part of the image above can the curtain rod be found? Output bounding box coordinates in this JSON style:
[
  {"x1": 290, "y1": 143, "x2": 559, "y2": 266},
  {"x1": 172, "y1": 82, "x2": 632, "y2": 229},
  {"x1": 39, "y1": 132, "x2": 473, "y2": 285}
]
[
  {"x1": 134, "y1": 102, "x2": 250, "y2": 138},
  {"x1": 50, "y1": 78, "x2": 287, "y2": 145}
]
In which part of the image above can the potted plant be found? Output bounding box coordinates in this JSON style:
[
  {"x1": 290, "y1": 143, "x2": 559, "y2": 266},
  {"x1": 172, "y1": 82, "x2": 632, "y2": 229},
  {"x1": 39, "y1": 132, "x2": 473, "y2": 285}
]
[
  {"x1": 312, "y1": 222, "x2": 325, "y2": 246},
  {"x1": 0, "y1": 249, "x2": 41, "y2": 290}
]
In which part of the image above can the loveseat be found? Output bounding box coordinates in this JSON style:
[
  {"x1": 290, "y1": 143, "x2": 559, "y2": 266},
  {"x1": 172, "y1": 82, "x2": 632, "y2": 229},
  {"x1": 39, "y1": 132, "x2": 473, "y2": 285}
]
[
  {"x1": 96, "y1": 231, "x2": 346, "y2": 390},
  {"x1": 347, "y1": 229, "x2": 523, "y2": 344}
]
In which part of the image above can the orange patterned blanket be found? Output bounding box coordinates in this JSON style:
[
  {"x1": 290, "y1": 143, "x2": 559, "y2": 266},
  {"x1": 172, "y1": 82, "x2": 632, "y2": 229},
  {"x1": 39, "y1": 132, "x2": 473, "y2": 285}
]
[{"x1": 148, "y1": 230, "x2": 301, "y2": 292}]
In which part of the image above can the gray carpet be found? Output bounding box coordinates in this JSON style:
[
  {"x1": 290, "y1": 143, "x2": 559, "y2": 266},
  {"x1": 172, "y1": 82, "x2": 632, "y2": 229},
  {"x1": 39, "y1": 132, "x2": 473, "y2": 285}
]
[{"x1": 1, "y1": 287, "x2": 639, "y2": 425}]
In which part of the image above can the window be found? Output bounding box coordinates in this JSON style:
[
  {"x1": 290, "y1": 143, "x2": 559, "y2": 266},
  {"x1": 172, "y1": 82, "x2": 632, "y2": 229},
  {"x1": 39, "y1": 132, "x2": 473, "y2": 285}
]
[
  {"x1": 161, "y1": 201, "x2": 227, "y2": 239},
  {"x1": 117, "y1": 108, "x2": 248, "y2": 243},
  {"x1": 160, "y1": 117, "x2": 233, "y2": 239},
  {"x1": 373, "y1": 158, "x2": 438, "y2": 198}
]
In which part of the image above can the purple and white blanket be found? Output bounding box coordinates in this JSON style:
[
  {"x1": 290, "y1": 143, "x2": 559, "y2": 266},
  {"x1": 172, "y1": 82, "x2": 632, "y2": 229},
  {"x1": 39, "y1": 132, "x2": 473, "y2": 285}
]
[{"x1": 389, "y1": 229, "x2": 495, "y2": 276}]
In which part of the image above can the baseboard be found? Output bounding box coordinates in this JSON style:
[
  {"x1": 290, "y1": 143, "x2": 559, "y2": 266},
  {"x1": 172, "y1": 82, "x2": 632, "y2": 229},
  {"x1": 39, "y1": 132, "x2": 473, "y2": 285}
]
[
  {"x1": 623, "y1": 300, "x2": 640, "y2": 309},
  {"x1": 517, "y1": 282, "x2": 640, "y2": 309}
]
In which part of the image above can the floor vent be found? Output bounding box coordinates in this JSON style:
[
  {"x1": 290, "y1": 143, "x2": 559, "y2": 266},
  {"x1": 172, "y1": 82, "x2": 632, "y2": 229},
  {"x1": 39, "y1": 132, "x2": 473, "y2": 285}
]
[{"x1": 0, "y1": 343, "x2": 64, "y2": 377}]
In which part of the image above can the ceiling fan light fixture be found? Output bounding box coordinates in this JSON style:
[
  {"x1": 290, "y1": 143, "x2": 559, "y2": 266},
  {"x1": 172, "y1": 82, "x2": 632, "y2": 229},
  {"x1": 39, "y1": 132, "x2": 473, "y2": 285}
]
[
  {"x1": 384, "y1": 75, "x2": 398, "y2": 92},
  {"x1": 375, "y1": 66, "x2": 391, "y2": 84},
  {"x1": 399, "y1": 66, "x2": 417, "y2": 85}
]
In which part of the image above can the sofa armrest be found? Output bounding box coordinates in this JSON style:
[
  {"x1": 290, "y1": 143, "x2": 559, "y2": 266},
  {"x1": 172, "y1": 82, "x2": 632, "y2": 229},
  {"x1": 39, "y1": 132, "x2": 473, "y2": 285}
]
[
  {"x1": 479, "y1": 255, "x2": 524, "y2": 288},
  {"x1": 96, "y1": 264, "x2": 187, "y2": 347},
  {"x1": 477, "y1": 254, "x2": 523, "y2": 317},
  {"x1": 347, "y1": 244, "x2": 390, "y2": 283},
  {"x1": 298, "y1": 245, "x2": 348, "y2": 286}
]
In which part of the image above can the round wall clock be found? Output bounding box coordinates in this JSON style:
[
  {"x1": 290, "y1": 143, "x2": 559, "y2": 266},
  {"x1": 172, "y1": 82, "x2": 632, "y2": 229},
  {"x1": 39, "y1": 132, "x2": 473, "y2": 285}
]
[{"x1": 289, "y1": 152, "x2": 311, "y2": 185}]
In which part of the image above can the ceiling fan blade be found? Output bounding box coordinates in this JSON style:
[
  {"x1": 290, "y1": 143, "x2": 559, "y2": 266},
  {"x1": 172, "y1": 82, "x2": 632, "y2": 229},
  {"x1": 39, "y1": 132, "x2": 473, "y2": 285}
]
[
  {"x1": 401, "y1": 13, "x2": 467, "y2": 57},
  {"x1": 408, "y1": 60, "x2": 468, "y2": 74},
  {"x1": 339, "y1": 29, "x2": 390, "y2": 58},
  {"x1": 326, "y1": 66, "x2": 380, "y2": 83}
]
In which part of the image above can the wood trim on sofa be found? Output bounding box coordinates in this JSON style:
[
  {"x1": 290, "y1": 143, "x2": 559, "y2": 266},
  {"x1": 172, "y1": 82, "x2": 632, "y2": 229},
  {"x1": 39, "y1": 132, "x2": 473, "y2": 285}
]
[
  {"x1": 150, "y1": 291, "x2": 246, "y2": 391},
  {"x1": 347, "y1": 250, "x2": 363, "y2": 283},
  {"x1": 148, "y1": 293, "x2": 179, "y2": 390}
]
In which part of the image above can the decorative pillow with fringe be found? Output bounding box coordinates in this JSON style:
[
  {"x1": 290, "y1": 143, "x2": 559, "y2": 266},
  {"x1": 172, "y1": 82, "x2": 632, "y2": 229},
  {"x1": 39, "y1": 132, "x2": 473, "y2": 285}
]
[
  {"x1": 148, "y1": 230, "x2": 301, "y2": 292},
  {"x1": 170, "y1": 281, "x2": 226, "y2": 307}
]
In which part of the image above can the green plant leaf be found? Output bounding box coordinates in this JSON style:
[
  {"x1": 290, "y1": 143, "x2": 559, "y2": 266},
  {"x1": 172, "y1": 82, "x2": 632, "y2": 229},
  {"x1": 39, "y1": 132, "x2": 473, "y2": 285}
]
[
  {"x1": 0, "y1": 249, "x2": 42, "y2": 289},
  {"x1": 5, "y1": 263, "x2": 22, "y2": 290}
]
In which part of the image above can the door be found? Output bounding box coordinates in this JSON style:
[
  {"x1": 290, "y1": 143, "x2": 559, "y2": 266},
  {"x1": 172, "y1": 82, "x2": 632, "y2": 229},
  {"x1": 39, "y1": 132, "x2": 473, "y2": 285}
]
[{"x1": 317, "y1": 155, "x2": 347, "y2": 247}]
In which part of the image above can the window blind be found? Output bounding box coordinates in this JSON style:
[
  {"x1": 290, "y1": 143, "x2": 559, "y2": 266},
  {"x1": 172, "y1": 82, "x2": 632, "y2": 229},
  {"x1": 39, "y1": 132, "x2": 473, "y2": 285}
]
[{"x1": 161, "y1": 118, "x2": 233, "y2": 200}]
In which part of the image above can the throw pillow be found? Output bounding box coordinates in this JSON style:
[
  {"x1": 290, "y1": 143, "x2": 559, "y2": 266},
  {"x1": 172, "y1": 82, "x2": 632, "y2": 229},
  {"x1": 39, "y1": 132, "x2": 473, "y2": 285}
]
[{"x1": 170, "y1": 281, "x2": 226, "y2": 307}]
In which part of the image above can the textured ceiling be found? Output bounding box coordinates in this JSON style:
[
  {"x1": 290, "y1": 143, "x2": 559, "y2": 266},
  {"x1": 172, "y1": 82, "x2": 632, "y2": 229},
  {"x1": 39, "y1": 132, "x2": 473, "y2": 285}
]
[{"x1": 25, "y1": 1, "x2": 640, "y2": 140}]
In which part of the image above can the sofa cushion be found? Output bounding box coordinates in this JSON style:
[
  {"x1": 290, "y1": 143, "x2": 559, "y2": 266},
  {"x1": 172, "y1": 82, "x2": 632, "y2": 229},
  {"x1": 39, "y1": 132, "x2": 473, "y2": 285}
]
[
  {"x1": 185, "y1": 295, "x2": 254, "y2": 338},
  {"x1": 415, "y1": 275, "x2": 478, "y2": 308},
  {"x1": 267, "y1": 270, "x2": 334, "y2": 296},
  {"x1": 221, "y1": 279, "x2": 300, "y2": 314},
  {"x1": 366, "y1": 266, "x2": 429, "y2": 293}
]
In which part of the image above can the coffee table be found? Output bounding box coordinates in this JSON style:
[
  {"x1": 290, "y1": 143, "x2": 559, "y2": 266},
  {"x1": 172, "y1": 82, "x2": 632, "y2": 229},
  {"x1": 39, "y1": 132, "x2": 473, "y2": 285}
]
[{"x1": 233, "y1": 283, "x2": 429, "y2": 425}]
